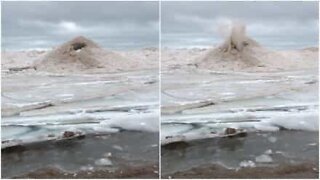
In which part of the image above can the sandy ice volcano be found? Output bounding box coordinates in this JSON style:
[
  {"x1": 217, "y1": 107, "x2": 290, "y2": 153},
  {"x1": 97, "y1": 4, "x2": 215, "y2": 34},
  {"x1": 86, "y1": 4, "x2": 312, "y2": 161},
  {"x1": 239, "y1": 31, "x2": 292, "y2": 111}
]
[
  {"x1": 198, "y1": 23, "x2": 262, "y2": 69},
  {"x1": 163, "y1": 23, "x2": 318, "y2": 72},
  {"x1": 33, "y1": 36, "x2": 141, "y2": 73}
]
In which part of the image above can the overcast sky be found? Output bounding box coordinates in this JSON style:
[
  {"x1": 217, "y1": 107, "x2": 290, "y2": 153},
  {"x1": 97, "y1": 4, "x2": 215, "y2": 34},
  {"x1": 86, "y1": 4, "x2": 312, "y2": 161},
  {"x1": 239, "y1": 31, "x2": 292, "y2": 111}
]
[
  {"x1": 2, "y1": 1, "x2": 318, "y2": 51},
  {"x1": 162, "y1": 1, "x2": 319, "y2": 49},
  {"x1": 2, "y1": 1, "x2": 159, "y2": 50}
]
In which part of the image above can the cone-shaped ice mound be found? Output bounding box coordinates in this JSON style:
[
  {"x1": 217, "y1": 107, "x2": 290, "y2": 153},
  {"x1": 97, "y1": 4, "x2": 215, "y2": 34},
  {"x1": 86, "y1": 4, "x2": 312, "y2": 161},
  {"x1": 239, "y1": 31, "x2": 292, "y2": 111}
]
[
  {"x1": 197, "y1": 23, "x2": 265, "y2": 70},
  {"x1": 196, "y1": 22, "x2": 318, "y2": 71},
  {"x1": 34, "y1": 36, "x2": 134, "y2": 73}
]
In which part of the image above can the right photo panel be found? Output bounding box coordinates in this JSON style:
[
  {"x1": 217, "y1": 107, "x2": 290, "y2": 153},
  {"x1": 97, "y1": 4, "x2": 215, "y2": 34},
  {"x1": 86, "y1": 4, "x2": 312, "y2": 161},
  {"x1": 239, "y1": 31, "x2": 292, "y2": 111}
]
[{"x1": 161, "y1": 1, "x2": 319, "y2": 179}]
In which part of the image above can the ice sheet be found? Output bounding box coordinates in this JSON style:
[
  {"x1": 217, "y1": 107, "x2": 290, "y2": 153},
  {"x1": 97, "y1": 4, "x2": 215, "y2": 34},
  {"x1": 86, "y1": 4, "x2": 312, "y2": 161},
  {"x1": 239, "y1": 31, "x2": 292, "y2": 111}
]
[
  {"x1": 161, "y1": 69, "x2": 318, "y2": 144},
  {"x1": 2, "y1": 70, "x2": 159, "y2": 148}
]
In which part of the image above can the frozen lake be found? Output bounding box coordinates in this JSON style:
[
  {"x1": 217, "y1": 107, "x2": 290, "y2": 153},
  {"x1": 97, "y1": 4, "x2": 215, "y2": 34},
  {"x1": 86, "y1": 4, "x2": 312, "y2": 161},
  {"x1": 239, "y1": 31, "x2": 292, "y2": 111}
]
[
  {"x1": 161, "y1": 68, "x2": 318, "y2": 143},
  {"x1": 161, "y1": 67, "x2": 318, "y2": 175},
  {"x1": 1, "y1": 69, "x2": 159, "y2": 178}
]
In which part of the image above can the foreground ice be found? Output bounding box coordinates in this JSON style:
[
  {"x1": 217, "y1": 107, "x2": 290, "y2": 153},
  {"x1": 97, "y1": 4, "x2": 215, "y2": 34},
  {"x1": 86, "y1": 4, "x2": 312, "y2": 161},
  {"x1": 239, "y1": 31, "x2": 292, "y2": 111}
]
[
  {"x1": 161, "y1": 68, "x2": 318, "y2": 144},
  {"x1": 2, "y1": 69, "x2": 159, "y2": 148}
]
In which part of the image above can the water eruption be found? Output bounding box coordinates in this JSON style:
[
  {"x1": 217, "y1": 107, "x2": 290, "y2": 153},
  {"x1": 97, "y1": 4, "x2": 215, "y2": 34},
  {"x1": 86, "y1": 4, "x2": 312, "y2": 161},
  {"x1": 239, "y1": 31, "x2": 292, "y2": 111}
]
[{"x1": 196, "y1": 22, "x2": 263, "y2": 70}]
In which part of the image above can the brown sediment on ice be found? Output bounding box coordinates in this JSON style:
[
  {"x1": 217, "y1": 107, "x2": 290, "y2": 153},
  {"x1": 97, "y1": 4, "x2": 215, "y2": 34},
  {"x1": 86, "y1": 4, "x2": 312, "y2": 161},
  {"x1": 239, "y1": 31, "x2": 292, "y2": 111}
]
[
  {"x1": 12, "y1": 164, "x2": 159, "y2": 179},
  {"x1": 163, "y1": 162, "x2": 319, "y2": 179}
]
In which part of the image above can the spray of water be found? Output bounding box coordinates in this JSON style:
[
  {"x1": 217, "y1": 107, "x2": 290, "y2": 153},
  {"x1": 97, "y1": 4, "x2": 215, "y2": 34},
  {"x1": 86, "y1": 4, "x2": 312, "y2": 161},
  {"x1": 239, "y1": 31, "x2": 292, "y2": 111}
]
[{"x1": 218, "y1": 20, "x2": 252, "y2": 53}]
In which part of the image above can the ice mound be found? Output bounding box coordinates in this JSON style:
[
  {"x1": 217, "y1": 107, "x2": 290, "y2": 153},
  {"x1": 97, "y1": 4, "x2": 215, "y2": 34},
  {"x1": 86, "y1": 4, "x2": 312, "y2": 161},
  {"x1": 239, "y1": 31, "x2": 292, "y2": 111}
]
[
  {"x1": 197, "y1": 22, "x2": 318, "y2": 71},
  {"x1": 197, "y1": 22, "x2": 263, "y2": 70},
  {"x1": 34, "y1": 36, "x2": 137, "y2": 73}
]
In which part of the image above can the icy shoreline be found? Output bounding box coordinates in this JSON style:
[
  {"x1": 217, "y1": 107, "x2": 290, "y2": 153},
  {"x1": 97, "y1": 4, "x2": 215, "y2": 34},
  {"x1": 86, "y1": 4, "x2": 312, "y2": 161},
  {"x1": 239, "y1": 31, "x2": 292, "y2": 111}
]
[
  {"x1": 2, "y1": 67, "x2": 159, "y2": 148},
  {"x1": 161, "y1": 67, "x2": 318, "y2": 145}
]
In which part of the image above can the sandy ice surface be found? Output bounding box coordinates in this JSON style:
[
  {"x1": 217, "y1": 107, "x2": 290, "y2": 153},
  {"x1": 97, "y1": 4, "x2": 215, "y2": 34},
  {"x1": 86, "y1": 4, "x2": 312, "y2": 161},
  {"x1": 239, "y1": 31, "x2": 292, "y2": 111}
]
[
  {"x1": 1, "y1": 49, "x2": 159, "y2": 148},
  {"x1": 161, "y1": 47, "x2": 318, "y2": 145},
  {"x1": 160, "y1": 46, "x2": 318, "y2": 177}
]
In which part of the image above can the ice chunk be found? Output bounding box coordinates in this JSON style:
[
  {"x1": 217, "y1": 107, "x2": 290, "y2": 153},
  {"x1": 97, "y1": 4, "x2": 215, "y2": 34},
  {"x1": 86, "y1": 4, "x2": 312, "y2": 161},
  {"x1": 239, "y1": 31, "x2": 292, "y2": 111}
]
[
  {"x1": 307, "y1": 143, "x2": 317, "y2": 146},
  {"x1": 103, "y1": 152, "x2": 112, "y2": 157},
  {"x1": 95, "y1": 158, "x2": 112, "y2": 166},
  {"x1": 240, "y1": 160, "x2": 256, "y2": 168},
  {"x1": 268, "y1": 136, "x2": 277, "y2": 143},
  {"x1": 112, "y1": 145, "x2": 123, "y2": 151},
  {"x1": 264, "y1": 149, "x2": 273, "y2": 155},
  {"x1": 255, "y1": 154, "x2": 273, "y2": 163},
  {"x1": 253, "y1": 123, "x2": 279, "y2": 132},
  {"x1": 101, "y1": 110, "x2": 159, "y2": 132},
  {"x1": 266, "y1": 111, "x2": 318, "y2": 131},
  {"x1": 80, "y1": 165, "x2": 94, "y2": 171}
]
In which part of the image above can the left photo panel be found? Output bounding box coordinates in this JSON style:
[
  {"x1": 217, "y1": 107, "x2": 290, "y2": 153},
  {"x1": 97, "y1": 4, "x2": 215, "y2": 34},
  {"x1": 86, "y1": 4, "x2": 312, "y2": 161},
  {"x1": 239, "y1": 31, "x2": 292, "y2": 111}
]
[{"x1": 1, "y1": 1, "x2": 159, "y2": 178}]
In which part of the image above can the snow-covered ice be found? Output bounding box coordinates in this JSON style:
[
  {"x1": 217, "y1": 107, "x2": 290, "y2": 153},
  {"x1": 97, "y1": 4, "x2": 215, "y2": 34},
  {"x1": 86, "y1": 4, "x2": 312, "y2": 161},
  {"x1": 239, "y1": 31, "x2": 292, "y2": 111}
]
[
  {"x1": 161, "y1": 68, "x2": 318, "y2": 144},
  {"x1": 2, "y1": 69, "x2": 159, "y2": 148}
]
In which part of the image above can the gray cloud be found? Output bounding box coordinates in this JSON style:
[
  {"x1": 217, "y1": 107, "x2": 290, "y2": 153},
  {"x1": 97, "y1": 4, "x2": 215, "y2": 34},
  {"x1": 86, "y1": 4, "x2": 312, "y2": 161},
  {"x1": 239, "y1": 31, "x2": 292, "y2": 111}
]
[
  {"x1": 162, "y1": 1, "x2": 319, "y2": 49},
  {"x1": 2, "y1": 1, "x2": 159, "y2": 50},
  {"x1": 2, "y1": 1, "x2": 318, "y2": 50}
]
